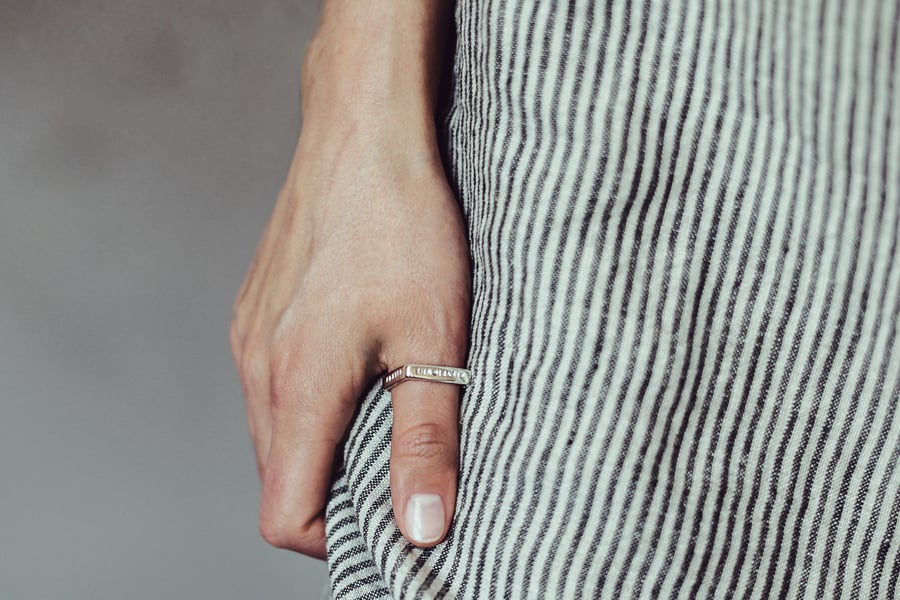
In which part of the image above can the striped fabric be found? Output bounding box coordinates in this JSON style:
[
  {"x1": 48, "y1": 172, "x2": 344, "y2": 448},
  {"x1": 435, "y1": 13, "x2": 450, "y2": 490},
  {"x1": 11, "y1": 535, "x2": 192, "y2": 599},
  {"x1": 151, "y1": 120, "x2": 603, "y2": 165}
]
[{"x1": 323, "y1": 0, "x2": 900, "y2": 597}]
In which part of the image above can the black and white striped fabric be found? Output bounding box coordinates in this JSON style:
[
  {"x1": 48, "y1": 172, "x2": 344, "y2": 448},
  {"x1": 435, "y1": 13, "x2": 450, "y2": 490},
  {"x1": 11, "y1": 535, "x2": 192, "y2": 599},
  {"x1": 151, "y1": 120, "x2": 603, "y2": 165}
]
[{"x1": 323, "y1": 0, "x2": 900, "y2": 596}]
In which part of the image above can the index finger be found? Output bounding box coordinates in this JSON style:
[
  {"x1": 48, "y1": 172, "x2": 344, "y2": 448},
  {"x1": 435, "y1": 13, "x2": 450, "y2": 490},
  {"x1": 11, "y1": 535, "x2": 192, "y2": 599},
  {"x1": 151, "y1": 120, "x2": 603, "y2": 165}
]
[{"x1": 257, "y1": 342, "x2": 371, "y2": 559}]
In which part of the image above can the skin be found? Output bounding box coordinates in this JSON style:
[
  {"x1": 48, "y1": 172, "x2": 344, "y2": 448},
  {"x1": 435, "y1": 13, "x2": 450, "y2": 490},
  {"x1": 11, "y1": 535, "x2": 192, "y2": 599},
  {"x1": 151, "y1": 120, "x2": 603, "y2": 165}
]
[{"x1": 229, "y1": 0, "x2": 468, "y2": 560}]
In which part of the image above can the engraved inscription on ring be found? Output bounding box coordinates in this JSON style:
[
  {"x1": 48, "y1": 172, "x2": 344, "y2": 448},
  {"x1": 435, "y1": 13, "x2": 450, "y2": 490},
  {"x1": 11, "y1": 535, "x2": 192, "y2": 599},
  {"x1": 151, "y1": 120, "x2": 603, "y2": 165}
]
[
  {"x1": 414, "y1": 367, "x2": 455, "y2": 378},
  {"x1": 383, "y1": 364, "x2": 470, "y2": 390}
]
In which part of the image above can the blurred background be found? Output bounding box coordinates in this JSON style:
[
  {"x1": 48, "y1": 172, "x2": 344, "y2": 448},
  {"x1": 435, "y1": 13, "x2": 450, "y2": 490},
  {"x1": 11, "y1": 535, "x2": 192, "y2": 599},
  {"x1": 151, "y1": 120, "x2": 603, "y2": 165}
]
[{"x1": 0, "y1": 1, "x2": 329, "y2": 597}]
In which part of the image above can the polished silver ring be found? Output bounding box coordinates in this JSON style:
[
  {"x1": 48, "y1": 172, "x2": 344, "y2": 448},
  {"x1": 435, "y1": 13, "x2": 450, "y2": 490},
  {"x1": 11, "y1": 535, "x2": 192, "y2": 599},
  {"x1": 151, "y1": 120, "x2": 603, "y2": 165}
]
[{"x1": 382, "y1": 364, "x2": 472, "y2": 391}]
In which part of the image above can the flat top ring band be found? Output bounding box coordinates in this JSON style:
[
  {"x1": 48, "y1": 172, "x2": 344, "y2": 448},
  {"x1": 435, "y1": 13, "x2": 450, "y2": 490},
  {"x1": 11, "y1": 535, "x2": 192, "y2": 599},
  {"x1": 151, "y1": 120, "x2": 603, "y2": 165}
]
[{"x1": 382, "y1": 364, "x2": 472, "y2": 391}]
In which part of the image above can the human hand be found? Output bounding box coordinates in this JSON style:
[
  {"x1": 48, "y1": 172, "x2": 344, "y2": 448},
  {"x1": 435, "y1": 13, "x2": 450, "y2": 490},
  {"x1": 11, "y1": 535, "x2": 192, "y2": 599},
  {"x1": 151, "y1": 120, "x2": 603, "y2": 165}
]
[{"x1": 229, "y1": 120, "x2": 471, "y2": 559}]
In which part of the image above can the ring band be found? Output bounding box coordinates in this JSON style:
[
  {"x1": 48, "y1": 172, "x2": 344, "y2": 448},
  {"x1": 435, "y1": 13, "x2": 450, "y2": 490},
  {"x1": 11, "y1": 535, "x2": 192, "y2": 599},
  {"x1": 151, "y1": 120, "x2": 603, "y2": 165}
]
[{"x1": 382, "y1": 364, "x2": 472, "y2": 391}]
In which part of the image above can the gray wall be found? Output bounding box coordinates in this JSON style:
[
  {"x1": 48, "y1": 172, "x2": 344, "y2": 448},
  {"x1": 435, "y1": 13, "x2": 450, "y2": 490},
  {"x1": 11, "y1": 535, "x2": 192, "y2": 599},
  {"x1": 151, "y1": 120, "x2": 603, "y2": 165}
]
[{"x1": 0, "y1": 1, "x2": 329, "y2": 597}]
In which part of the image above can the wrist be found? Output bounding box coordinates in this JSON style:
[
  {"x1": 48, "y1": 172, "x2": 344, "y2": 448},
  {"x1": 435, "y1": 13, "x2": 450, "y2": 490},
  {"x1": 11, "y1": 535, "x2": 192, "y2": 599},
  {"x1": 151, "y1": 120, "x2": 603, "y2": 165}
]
[
  {"x1": 294, "y1": 115, "x2": 443, "y2": 185},
  {"x1": 299, "y1": 1, "x2": 450, "y2": 124}
]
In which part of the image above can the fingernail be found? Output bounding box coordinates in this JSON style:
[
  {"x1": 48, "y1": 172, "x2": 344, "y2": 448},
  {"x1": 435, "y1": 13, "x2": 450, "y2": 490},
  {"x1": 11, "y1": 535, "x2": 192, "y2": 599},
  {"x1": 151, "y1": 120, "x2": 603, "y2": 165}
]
[{"x1": 406, "y1": 493, "x2": 445, "y2": 544}]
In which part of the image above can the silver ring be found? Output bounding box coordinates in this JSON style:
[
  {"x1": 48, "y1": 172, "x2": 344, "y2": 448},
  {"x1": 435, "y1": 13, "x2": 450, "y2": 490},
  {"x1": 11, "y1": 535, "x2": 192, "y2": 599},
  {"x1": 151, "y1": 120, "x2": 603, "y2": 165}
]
[{"x1": 382, "y1": 364, "x2": 472, "y2": 391}]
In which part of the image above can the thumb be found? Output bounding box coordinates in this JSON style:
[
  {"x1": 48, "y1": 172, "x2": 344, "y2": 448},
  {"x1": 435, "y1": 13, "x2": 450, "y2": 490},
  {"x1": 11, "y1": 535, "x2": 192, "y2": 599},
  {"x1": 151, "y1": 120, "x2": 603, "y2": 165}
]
[{"x1": 388, "y1": 362, "x2": 464, "y2": 547}]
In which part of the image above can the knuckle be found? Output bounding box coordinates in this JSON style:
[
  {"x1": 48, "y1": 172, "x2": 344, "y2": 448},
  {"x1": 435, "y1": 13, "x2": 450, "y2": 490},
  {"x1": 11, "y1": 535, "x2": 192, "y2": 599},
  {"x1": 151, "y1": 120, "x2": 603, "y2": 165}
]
[
  {"x1": 258, "y1": 514, "x2": 295, "y2": 549},
  {"x1": 423, "y1": 301, "x2": 470, "y2": 337},
  {"x1": 258, "y1": 473, "x2": 294, "y2": 548},
  {"x1": 239, "y1": 343, "x2": 269, "y2": 395},
  {"x1": 268, "y1": 349, "x2": 291, "y2": 388},
  {"x1": 268, "y1": 353, "x2": 298, "y2": 414},
  {"x1": 258, "y1": 512, "x2": 322, "y2": 553},
  {"x1": 395, "y1": 423, "x2": 455, "y2": 466}
]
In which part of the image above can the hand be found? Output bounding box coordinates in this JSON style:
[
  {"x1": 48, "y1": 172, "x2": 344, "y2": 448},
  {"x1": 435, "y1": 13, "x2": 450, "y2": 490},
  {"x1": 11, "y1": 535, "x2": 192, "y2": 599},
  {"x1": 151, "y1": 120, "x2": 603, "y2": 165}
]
[{"x1": 230, "y1": 122, "x2": 471, "y2": 560}]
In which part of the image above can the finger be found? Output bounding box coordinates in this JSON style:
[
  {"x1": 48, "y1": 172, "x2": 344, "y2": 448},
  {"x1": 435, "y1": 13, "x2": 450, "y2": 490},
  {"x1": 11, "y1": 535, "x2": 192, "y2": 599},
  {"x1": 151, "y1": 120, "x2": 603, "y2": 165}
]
[
  {"x1": 245, "y1": 402, "x2": 271, "y2": 481},
  {"x1": 236, "y1": 334, "x2": 274, "y2": 481},
  {"x1": 389, "y1": 374, "x2": 462, "y2": 547},
  {"x1": 258, "y1": 341, "x2": 372, "y2": 560}
]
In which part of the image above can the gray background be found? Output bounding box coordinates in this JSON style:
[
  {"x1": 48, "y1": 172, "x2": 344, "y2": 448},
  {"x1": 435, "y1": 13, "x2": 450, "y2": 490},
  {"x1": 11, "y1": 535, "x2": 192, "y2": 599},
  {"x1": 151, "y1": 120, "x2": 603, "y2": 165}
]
[{"x1": 1, "y1": 1, "x2": 330, "y2": 597}]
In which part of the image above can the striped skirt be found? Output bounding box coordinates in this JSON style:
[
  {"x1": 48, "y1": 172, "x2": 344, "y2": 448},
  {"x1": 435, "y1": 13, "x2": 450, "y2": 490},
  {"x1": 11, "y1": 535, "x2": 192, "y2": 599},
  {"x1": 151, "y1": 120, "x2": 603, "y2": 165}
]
[{"x1": 324, "y1": 0, "x2": 900, "y2": 597}]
